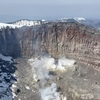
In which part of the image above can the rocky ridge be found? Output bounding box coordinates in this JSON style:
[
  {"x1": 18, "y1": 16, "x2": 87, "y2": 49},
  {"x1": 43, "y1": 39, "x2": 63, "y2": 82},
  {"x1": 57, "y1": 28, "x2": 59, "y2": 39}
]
[
  {"x1": 0, "y1": 22, "x2": 100, "y2": 68},
  {"x1": 16, "y1": 22, "x2": 100, "y2": 67}
]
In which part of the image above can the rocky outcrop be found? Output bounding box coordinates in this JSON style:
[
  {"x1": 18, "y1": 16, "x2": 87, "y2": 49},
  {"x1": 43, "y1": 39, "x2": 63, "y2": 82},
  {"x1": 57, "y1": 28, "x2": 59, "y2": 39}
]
[
  {"x1": 15, "y1": 22, "x2": 99, "y2": 57},
  {"x1": 0, "y1": 22, "x2": 100, "y2": 65},
  {"x1": 0, "y1": 27, "x2": 21, "y2": 57},
  {"x1": 17, "y1": 22, "x2": 100, "y2": 68}
]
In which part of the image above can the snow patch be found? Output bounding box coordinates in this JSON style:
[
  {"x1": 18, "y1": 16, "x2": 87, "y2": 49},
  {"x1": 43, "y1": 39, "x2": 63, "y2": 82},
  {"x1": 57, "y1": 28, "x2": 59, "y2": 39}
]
[
  {"x1": 0, "y1": 19, "x2": 48, "y2": 29},
  {"x1": 11, "y1": 19, "x2": 48, "y2": 27},
  {"x1": 0, "y1": 54, "x2": 13, "y2": 63},
  {"x1": 0, "y1": 23, "x2": 21, "y2": 29},
  {"x1": 74, "y1": 17, "x2": 86, "y2": 21},
  {"x1": 12, "y1": 20, "x2": 41, "y2": 27},
  {"x1": 25, "y1": 86, "x2": 30, "y2": 90}
]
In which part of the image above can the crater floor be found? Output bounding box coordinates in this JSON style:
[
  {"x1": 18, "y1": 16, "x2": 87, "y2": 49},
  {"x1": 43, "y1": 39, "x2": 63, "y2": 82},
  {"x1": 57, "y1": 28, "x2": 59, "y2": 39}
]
[
  {"x1": 13, "y1": 57, "x2": 100, "y2": 100},
  {"x1": 14, "y1": 57, "x2": 41, "y2": 100}
]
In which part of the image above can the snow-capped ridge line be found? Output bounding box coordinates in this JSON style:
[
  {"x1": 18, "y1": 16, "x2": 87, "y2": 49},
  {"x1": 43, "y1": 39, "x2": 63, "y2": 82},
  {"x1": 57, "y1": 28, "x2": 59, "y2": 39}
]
[
  {"x1": 0, "y1": 19, "x2": 48, "y2": 29},
  {"x1": 10, "y1": 19, "x2": 48, "y2": 27},
  {"x1": 0, "y1": 22, "x2": 21, "y2": 29},
  {"x1": 74, "y1": 17, "x2": 86, "y2": 21},
  {"x1": 58, "y1": 17, "x2": 86, "y2": 22}
]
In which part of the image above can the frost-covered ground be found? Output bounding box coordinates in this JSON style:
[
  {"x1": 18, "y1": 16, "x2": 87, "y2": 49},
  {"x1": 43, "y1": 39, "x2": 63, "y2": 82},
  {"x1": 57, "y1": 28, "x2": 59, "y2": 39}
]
[{"x1": 0, "y1": 54, "x2": 17, "y2": 100}]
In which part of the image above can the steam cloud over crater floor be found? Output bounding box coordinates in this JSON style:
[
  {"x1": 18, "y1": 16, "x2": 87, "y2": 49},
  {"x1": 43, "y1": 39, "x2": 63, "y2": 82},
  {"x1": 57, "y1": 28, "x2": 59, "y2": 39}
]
[{"x1": 28, "y1": 55, "x2": 76, "y2": 100}]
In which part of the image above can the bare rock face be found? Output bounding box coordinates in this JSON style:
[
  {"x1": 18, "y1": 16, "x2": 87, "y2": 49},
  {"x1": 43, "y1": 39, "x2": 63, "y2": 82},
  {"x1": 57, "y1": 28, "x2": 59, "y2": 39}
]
[
  {"x1": 0, "y1": 27, "x2": 21, "y2": 57},
  {"x1": 0, "y1": 22, "x2": 100, "y2": 66},
  {"x1": 15, "y1": 22, "x2": 100, "y2": 68}
]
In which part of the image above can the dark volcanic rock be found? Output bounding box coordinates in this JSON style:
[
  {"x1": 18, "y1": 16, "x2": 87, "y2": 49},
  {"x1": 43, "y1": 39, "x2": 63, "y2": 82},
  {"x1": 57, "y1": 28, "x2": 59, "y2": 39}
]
[{"x1": 0, "y1": 58, "x2": 17, "y2": 100}]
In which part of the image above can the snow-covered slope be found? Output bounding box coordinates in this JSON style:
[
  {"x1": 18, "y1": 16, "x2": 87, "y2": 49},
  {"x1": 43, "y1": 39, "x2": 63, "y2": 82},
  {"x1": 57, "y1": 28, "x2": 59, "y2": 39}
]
[
  {"x1": 0, "y1": 54, "x2": 17, "y2": 100},
  {"x1": 0, "y1": 54, "x2": 13, "y2": 63},
  {"x1": 0, "y1": 23, "x2": 21, "y2": 29},
  {"x1": 0, "y1": 18, "x2": 100, "y2": 30},
  {"x1": 58, "y1": 17, "x2": 86, "y2": 22},
  {"x1": 12, "y1": 20, "x2": 41, "y2": 26},
  {"x1": 0, "y1": 19, "x2": 48, "y2": 29},
  {"x1": 74, "y1": 17, "x2": 86, "y2": 21},
  {"x1": 10, "y1": 19, "x2": 48, "y2": 27},
  {"x1": 57, "y1": 17, "x2": 100, "y2": 29}
]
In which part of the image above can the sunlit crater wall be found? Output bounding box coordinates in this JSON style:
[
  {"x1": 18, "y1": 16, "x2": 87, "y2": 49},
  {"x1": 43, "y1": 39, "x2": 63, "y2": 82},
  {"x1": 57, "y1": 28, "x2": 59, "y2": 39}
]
[
  {"x1": 0, "y1": 22, "x2": 100, "y2": 61},
  {"x1": 17, "y1": 22, "x2": 100, "y2": 59}
]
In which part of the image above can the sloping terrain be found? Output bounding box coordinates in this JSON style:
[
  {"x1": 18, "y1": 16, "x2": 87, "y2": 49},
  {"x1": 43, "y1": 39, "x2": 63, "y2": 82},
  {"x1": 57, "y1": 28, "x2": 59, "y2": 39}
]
[
  {"x1": 0, "y1": 54, "x2": 16, "y2": 100},
  {"x1": 0, "y1": 22, "x2": 100, "y2": 100}
]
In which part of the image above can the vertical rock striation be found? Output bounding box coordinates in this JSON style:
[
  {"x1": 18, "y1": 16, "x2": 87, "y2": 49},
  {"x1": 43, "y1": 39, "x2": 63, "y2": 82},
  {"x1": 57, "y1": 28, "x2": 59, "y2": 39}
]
[
  {"x1": 0, "y1": 22, "x2": 100, "y2": 66},
  {"x1": 0, "y1": 27, "x2": 21, "y2": 57},
  {"x1": 17, "y1": 22, "x2": 100, "y2": 65}
]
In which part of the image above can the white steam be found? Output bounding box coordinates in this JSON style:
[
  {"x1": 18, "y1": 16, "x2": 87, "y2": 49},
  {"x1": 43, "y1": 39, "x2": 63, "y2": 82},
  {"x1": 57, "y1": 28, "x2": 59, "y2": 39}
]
[
  {"x1": 28, "y1": 55, "x2": 75, "y2": 100},
  {"x1": 40, "y1": 83, "x2": 60, "y2": 100},
  {"x1": 57, "y1": 58, "x2": 75, "y2": 71}
]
